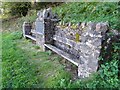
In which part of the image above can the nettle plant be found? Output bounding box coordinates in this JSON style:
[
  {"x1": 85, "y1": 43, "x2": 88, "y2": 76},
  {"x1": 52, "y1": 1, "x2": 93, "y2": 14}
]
[{"x1": 98, "y1": 32, "x2": 120, "y2": 88}]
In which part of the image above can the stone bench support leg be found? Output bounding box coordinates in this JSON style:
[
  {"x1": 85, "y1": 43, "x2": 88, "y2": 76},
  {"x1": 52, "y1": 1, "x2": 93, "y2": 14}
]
[
  {"x1": 22, "y1": 22, "x2": 32, "y2": 38},
  {"x1": 36, "y1": 33, "x2": 47, "y2": 51}
]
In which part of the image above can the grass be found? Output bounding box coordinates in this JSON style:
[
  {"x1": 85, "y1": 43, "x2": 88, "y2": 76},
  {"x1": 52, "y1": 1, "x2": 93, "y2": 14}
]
[
  {"x1": 17, "y1": 37, "x2": 72, "y2": 88},
  {"x1": 53, "y1": 2, "x2": 119, "y2": 30},
  {"x1": 2, "y1": 32, "x2": 37, "y2": 88},
  {"x1": 2, "y1": 31, "x2": 72, "y2": 88},
  {"x1": 2, "y1": 20, "x2": 119, "y2": 89},
  {"x1": 0, "y1": 32, "x2": 2, "y2": 89},
  {"x1": 2, "y1": 2, "x2": 120, "y2": 89}
]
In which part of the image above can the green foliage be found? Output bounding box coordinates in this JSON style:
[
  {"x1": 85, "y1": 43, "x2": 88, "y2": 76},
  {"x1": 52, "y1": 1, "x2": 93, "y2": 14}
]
[
  {"x1": 32, "y1": 2, "x2": 63, "y2": 10},
  {"x1": 2, "y1": 2, "x2": 119, "y2": 88},
  {"x1": 2, "y1": 2, "x2": 31, "y2": 17},
  {"x1": 53, "y1": 2, "x2": 119, "y2": 30},
  {"x1": 34, "y1": 45, "x2": 40, "y2": 49},
  {"x1": 98, "y1": 60, "x2": 119, "y2": 88},
  {"x1": 2, "y1": 31, "x2": 71, "y2": 88},
  {"x1": 2, "y1": 32, "x2": 38, "y2": 88},
  {"x1": 19, "y1": 14, "x2": 37, "y2": 23},
  {"x1": 33, "y1": 2, "x2": 52, "y2": 10},
  {"x1": 2, "y1": 31, "x2": 119, "y2": 88},
  {"x1": 46, "y1": 50, "x2": 52, "y2": 56}
]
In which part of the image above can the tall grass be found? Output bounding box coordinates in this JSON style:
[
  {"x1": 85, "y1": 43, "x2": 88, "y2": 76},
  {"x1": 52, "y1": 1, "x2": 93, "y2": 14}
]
[
  {"x1": 2, "y1": 32, "x2": 39, "y2": 88},
  {"x1": 53, "y1": 2, "x2": 119, "y2": 30}
]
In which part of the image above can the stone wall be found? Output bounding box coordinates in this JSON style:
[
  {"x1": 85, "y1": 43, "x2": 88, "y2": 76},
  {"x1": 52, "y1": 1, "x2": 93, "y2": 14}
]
[
  {"x1": 22, "y1": 22, "x2": 32, "y2": 37},
  {"x1": 23, "y1": 8, "x2": 115, "y2": 78},
  {"x1": 34, "y1": 8, "x2": 58, "y2": 51},
  {"x1": 53, "y1": 22, "x2": 109, "y2": 78}
]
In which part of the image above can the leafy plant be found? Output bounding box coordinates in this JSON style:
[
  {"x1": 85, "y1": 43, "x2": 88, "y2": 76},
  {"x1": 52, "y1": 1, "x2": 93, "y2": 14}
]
[
  {"x1": 2, "y1": 2, "x2": 31, "y2": 17},
  {"x1": 53, "y1": 2, "x2": 119, "y2": 30}
]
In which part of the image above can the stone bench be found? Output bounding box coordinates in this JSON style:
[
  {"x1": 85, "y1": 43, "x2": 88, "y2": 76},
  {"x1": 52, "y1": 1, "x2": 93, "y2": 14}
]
[{"x1": 23, "y1": 8, "x2": 110, "y2": 78}]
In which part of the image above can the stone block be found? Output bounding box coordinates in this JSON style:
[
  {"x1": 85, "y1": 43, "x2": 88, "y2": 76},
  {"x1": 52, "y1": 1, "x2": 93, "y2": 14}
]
[
  {"x1": 77, "y1": 22, "x2": 81, "y2": 27},
  {"x1": 81, "y1": 22, "x2": 86, "y2": 28},
  {"x1": 23, "y1": 22, "x2": 32, "y2": 37},
  {"x1": 36, "y1": 34, "x2": 46, "y2": 51},
  {"x1": 96, "y1": 22, "x2": 109, "y2": 33},
  {"x1": 78, "y1": 64, "x2": 90, "y2": 78},
  {"x1": 68, "y1": 22, "x2": 72, "y2": 27},
  {"x1": 35, "y1": 20, "x2": 44, "y2": 34},
  {"x1": 87, "y1": 21, "x2": 96, "y2": 30},
  {"x1": 43, "y1": 8, "x2": 53, "y2": 19}
]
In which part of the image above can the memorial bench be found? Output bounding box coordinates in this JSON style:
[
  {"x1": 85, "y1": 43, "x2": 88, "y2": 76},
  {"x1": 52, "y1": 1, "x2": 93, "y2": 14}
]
[{"x1": 23, "y1": 8, "x2": 109, "y2": 78}]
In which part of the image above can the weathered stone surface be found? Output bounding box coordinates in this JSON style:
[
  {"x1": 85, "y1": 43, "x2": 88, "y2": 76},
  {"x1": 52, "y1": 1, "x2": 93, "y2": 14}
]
[
  {"x1": 88, "y1": 57, "x2": 98, "y2": 72},
  {"x1": 23, "y1": 8, "x2": 110, "y2": 79},
  {"x1": 92, "y1": 39, "x2": 102, "y2": 47},
  {"x1": 68, "y1": 22, "x2": 72, "y2": 26},
  {"x1": 96, "y1": 22, "x2": 109, "y2": 33},
  {"x1": 43, "y1": 8, "x2": 52, "y2": 19},
  {"x1": 23, "y1": 22, "x2": 32, "y2": 37},
  {"x1": 52, "y1": 13, "x2": 59, "y2": 19},
  {"x1": 77, "y1": 22, "x2": 81, "y2": 27},
  {"x1": 35, "y1": 20, "x2": 44, "y2": 34},
  {"x1": 87, "y1": 22, "x2": 96, "y2": 30},
  {"x1": 53, "y1": 22, "x2": 108, "y2": 78},
  {"x1": 36, "y1": 34, "x2": 45, "y2": 51},
  {"x1": 81, "y1": 22, "x2": 86, "y2": 28},
  {"x1": 78, "y1": 64, "x2": 90, "y2": 78},
  {"x1": 80, "y1": 44, "x2": 91, "y2": 53}
]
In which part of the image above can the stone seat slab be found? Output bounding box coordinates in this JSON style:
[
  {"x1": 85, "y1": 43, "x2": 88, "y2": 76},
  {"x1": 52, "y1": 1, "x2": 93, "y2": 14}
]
[
  {"x1": 25, "y1": 35, "x2": 36, "y2": 41},
  {"x1": 31, "y1": 30, "x2": 43, "y2": 35},
  {"x1": 44, "y1": 44, "x2": 79, "y2": 66}
]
